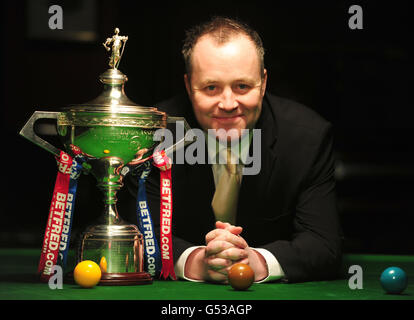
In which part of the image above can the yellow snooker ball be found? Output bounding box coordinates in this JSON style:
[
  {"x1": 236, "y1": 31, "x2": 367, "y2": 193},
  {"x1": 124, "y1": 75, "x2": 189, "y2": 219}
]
[{"x1": 73, "y1": 260, "x2": 102, "y2": 288}]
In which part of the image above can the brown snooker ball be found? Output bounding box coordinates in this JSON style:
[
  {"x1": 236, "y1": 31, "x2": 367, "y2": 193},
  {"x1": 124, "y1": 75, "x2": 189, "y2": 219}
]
[{"x1": 228, "y1": 263, "x2": 255, "y2": 290}]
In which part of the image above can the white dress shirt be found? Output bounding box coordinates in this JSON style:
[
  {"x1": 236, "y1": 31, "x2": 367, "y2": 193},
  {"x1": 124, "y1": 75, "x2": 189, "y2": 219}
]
[{"x1": 174, "y1": 131, "x2": 285, "y2": 282}]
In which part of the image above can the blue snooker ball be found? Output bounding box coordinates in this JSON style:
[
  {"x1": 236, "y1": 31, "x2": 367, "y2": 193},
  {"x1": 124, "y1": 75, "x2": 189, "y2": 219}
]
[{"x1": 380, "y1": 267, "x2": 408, "y2": 294}]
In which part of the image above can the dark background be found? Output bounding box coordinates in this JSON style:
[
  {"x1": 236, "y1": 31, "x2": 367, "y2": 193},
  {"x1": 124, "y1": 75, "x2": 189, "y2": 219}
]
[{"x1": 1, "y1": 0, "x2": 412, "y2": 254}]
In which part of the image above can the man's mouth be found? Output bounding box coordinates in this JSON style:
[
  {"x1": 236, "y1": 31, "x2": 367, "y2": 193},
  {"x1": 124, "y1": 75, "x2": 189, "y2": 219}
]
[{"x1": 212, "y1": 114, "x2": 244, "y2": 124}]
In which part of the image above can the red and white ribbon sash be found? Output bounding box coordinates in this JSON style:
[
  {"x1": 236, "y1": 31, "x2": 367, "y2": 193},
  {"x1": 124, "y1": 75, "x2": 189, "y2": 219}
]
[
  {"x1": 38, "y1": 151, "x2": 73, "y2": 282},
  {"x1": 153, "y1": 151, "x2": 176, "y2": 280}
]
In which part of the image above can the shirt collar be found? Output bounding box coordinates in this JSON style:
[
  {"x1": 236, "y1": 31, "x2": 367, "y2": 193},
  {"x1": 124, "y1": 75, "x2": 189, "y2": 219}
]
[{"x1": 205, "y1": 130, "x2": 253, "y2": 165}]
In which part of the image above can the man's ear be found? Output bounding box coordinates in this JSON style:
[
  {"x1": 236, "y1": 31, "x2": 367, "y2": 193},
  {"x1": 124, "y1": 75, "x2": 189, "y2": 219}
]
[
  {"x1": 261, "y1": 69, "x2": 268, "y2": 97},
  {"x1": 184, "y1": 73, "x2": 192, "y2": 96}
]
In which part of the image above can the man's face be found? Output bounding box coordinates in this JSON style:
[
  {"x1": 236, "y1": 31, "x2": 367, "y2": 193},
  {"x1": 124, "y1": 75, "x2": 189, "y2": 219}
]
[{"x1": 184, "y1": 34, "x2": 267, "y2": 141}]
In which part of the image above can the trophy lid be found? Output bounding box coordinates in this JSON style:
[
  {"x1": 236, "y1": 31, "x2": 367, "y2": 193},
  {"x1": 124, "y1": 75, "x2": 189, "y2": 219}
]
[{"x1": 62, "y1": 28, "x2": 166, "y2": 122}]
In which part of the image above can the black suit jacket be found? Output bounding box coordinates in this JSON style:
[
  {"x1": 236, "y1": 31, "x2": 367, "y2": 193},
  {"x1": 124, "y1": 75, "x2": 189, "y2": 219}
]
[{"x1": 124, "y1": 92, "x2": 343, "y2": 283}]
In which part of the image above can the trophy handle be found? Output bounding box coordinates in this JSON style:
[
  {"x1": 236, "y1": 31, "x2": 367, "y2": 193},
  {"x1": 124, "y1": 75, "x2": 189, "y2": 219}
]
[
  {"x1": 163, "y1": 116, "x2": 194, "y2": 156},
  {"x1": 19, "y1": 111, "x2": 61, "y2": 156}
]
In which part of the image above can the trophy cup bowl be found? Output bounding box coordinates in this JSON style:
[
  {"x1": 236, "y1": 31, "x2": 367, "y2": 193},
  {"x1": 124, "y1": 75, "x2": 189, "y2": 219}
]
[{"x1": 20, "y1": 29, "x2": 191, "y2": 285}]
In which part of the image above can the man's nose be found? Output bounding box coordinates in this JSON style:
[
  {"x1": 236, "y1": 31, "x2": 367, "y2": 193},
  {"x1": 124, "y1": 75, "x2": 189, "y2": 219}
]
[{"x1": 218, "y1": 87, "x2": 238, "y2": 111}]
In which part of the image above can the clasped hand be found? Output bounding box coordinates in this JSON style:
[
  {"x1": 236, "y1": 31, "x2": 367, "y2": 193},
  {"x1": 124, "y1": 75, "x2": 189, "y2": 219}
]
[
  {"x1": 184, "y1": 221, "x2": 268, "y2": 282},
  {"x1": 204, "y1": 221, "x2": 251, "y2": 283}
]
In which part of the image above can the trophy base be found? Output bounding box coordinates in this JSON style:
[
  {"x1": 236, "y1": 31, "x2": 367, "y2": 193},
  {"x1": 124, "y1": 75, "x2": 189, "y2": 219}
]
[
  {"x1": 100, "y1": 272, "x2": 153, "y2": 286},
  {"x1": 65, "y1": 271, "x2": 153, "y2": 286}
]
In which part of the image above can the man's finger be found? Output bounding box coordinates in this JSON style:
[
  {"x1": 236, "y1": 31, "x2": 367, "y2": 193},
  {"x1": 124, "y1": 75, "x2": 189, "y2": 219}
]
[
  {"x1": 205, "y1": 239, "x2": 234, "y2": 256},
  {"x1": 205, "y1": 228, "x2": 227, "y2": 244},
  {"x1": 217, "y1": 232, "x2": 248, "y2": 249},
  {"x1": 215, "y1": 247, "x2": 248, "y2": 261},
  {"x1": 216, "y1": 221, "x2": 243, "y2": 235},
  {"x1": 238, "y1": 257, "x2": 249, "y2": 265},
  {"x1": 206, "y1": 269, "x2": 228, "y2": 283},
  {"x1": 205, "y1": 257, "x2": 232, "y2": 270},
  {"x1": 205, "y1": 229, "x2": 247, "y2": 248},
  {"x1": 216, "y1": 221, "x2": 232, "y2": 229}
]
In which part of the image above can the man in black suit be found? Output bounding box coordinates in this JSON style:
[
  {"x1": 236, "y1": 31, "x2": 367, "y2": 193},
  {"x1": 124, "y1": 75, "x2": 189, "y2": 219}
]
[{"x1": 125, "y1": 16, "x2": 342, "y2": 283}]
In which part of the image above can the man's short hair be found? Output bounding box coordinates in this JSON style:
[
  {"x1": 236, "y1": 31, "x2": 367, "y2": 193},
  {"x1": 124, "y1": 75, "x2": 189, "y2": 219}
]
[{"x1": 182, "y1": 16, "x2": 265, "y2": 79}]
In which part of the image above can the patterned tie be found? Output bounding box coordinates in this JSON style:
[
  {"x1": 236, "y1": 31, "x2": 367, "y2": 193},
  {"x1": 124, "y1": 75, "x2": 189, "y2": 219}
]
[{"x1": 211, "y1": 148, "x2": 242, "y2": 224}]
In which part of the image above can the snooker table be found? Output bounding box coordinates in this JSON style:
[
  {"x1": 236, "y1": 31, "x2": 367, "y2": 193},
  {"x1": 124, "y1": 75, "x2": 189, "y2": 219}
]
[{"x1": 0, "y1": 248, "x2": 412, "y2": 302}]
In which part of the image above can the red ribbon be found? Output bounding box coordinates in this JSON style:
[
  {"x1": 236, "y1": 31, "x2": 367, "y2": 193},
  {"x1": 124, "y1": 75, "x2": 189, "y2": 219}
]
[
  {"x1": 153, "y1": 151, "x2": 176, "y2": 280},
  {"x1": 38, "y1": 151, "x2": 73, "y2": 282}
]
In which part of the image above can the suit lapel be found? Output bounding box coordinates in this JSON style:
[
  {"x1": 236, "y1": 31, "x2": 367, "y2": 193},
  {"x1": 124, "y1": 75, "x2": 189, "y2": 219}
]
[
  {"x1": 183, "y1": 143, "x2": 216, "y2": 228},
  {"x1": 237, "y1": 94, "x2": 279, "y2": 221}
]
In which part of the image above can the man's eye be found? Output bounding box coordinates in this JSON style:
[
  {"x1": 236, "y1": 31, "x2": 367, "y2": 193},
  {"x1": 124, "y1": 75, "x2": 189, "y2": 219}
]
[
  {"x1": 235, "y1": 83, "x2": 251, "y2": 93},
  {"x1": 203, "y1": 85, "x2": 219, "y2": 95}
]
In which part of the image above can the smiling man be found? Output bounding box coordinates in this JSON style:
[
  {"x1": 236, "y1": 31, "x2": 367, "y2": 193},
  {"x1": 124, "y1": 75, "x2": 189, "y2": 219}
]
[
  {"x1": 125, "y1": 16, "x2": 342, "y2": 284},
  {"x1": 183, "y1": 30, "x2": 266, "y2": 141}
]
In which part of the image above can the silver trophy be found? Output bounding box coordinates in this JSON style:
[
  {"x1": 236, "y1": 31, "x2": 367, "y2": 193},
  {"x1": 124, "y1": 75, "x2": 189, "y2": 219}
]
[{"x1": 20, "y1": 28, "x2": 190, "y2": 285}]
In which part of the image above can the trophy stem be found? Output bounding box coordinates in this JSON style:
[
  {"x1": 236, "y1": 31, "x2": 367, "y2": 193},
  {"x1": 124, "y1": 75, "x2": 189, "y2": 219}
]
[
  {"x1": 88, "y1": 156, "x2": 125, "y2": 224},
  {"x1": 100, "y1": 203, "x2": 121, "y2": 225},
  {"x1": 99, "y1": 182, "x2": 122, "y2": 205},
  {"x1": 98, "y1": 180, "x2": 122, "y2": 225}
]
